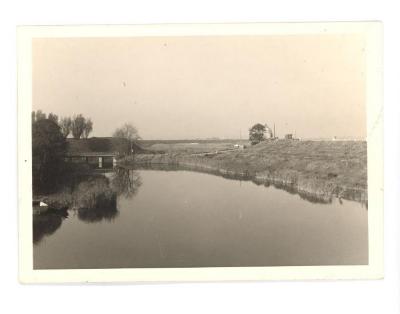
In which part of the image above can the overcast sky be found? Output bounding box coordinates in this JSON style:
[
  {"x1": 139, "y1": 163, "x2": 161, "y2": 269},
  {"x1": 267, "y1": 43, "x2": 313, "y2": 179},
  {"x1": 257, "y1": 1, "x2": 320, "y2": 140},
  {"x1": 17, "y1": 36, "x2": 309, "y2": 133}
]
[{"x1": 33, "y1": 35, "x2": 366, "y2": 140}]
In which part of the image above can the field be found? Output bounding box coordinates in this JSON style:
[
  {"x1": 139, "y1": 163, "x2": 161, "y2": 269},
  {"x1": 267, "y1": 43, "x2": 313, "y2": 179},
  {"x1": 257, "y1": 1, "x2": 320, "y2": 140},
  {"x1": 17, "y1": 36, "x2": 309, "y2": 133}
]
[
  {"x1": 123, "y1": 139, "x2": 368, "y2": 203},
  {"x1": 141, "y1": 140, "x2": 249, "y2": 154}
]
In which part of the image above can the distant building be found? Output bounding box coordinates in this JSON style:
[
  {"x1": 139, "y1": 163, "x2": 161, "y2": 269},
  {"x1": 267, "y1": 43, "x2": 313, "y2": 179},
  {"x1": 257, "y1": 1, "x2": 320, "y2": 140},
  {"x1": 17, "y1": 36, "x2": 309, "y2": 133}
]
[
  {"x1": 285, "y1": 134, "x2": 293, "y2": 140},
  {"x1": 65, "y1": 137, "x2": 145, "y2": 169}
]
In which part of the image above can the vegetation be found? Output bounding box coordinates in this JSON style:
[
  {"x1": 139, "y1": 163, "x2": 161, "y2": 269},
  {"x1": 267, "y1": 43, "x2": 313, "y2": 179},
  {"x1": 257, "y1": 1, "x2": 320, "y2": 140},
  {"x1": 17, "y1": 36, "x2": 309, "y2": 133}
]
[
  {"x1": 82, "y1": 118, "x2": 93, "y2": 138},
  {"x1": 31, "y1": 111, "x2": 143, "y2": 219},
  {"x1": 59, "y1": 117, "x2": 72, "y2": 138},
  {"x1": 121, "y1": 140, "x2": 367, "y2": 202},
  {"x1": 73, "y1": 175, "x2": 116, "y2": 209},
  {"x1": 32, "y1": 110, "x2": 94, "y2": 139},
  {"x1": 48, "y1": 113, "x2": 59, "y2": 124},
  {"x1": 142, "y1": 141, "x2": 247, "y2": 154},
  {"x1": 32, "y1": 118, "x2": 67, "y2": 192},
  {"x1": 36, "y1": 173, "x2": 116, "y2": 208},
  {"x1": 35, "y1": 168, "x2": 140, "y2": 215},
  {"x1": 71, "y1": 114, "x2": 93, "y2": 139},
  {"x1": 249, "y1": 123, "x2": 266, "y2": 145},
  {"x1": 34, "y1": 173, "x2": 122, "y2": 239},
  {"x1": 31, "y1": 110, "x2": 46, "y2": 122},
  {"x1": 113, "y1": 123, "x2": 141, "y2": 142}
]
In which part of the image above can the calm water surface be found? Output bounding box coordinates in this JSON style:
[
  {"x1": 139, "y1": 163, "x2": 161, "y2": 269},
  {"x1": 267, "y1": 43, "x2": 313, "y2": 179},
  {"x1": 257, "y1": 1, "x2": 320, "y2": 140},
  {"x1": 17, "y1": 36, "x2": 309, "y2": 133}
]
[{"x1": 33, "y1": 169, "x2": 368, "y2": 269}]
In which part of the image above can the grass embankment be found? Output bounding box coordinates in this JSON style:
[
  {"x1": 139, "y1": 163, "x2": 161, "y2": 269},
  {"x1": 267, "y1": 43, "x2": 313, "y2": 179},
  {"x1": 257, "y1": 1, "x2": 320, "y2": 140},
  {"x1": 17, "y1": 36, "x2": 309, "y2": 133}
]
[
  {"x1": 139, "y1": 140, "x2": 249, "y2": 154},
  {"x1": 120, "y1": 140, "x2": 367, "y2": 202}
]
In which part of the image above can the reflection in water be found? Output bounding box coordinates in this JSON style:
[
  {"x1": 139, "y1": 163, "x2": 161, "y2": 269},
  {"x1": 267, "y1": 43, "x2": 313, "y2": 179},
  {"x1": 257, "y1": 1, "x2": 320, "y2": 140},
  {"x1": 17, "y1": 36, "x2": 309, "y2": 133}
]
[
  {"x1": 33, "y1": 168, "x2": 143, "y2": 229},
  {"x1": 269, "y1": 182, "x2": 333, "y2": 204},
  {"x1": 33, "y1": 210, "x2": 68, "y2": 244},
  {"x1": 73, "y1": 168, "x2": 142, "y2": 224},
  {"x1": 77, "y1": 206, "x2": 119, "y2": 223},
  {"x1": 111, "y1": 167, "x2": 142, "y2": 198},
  {"x1": 128, "y1": 164, "x2": 368, "y2": 206},
  {"x1": 33, "y1": 169, "x2": 368, "y2": 269}
]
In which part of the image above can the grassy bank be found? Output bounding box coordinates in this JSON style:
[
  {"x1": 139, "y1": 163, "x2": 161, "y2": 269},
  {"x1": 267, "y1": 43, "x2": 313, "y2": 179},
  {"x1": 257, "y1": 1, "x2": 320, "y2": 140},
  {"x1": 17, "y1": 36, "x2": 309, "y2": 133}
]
[
  {"x1": 120, "y1": 140, "x2": 367, "y2": 203},
  {"x1": 140, "y1": 140, "x2": 249, "y2": 154}
]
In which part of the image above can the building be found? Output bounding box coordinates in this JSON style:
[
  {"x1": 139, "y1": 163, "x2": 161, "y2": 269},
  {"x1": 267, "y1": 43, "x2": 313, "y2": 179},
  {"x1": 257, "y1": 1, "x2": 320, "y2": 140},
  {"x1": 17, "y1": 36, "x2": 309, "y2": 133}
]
[{"x1": 65, "y1": 137, "x2": 144, "y2": 168}]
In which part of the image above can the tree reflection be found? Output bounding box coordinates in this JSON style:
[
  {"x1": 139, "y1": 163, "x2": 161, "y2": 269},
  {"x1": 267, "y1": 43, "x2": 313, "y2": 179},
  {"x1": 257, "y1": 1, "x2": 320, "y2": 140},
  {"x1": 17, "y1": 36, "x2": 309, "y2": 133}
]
[
  {"x1": 75, "y1": 168, "x2": 142, "y2": 224},
  {"x1": 33, "y1": 210, "x2": 68, "y2": 244},
  {"x1": 110, "y1": 167, "x2": 142, "y2": 198},
  {"x1": 77, "y1": 206, "x2": 119, "y2": 223}
]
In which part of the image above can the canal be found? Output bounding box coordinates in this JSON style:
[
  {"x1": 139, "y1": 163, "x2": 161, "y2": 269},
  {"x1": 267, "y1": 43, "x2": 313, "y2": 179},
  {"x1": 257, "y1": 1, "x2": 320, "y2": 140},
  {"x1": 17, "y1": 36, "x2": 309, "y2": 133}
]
[{"x1": 33, "y1": 168, "x2": 368, "y2": 269}]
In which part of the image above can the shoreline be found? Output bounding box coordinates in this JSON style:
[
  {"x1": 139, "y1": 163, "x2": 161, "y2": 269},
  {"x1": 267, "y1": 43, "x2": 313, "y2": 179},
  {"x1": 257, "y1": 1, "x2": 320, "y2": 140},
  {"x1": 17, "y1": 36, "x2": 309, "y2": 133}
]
[
  {"x1": 33, "y1": 173, "x2": 117, "y2": 213},
  {"x1": 119, "y1": 140, "x2": 368, "y2": 204}
]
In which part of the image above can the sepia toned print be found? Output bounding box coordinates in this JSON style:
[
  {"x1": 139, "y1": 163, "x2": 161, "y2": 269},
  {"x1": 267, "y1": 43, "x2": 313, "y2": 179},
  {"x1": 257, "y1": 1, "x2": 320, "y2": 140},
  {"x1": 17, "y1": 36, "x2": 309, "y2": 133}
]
[{"x1": 18, "y1": 23, "x2": 383, "y2": 282}]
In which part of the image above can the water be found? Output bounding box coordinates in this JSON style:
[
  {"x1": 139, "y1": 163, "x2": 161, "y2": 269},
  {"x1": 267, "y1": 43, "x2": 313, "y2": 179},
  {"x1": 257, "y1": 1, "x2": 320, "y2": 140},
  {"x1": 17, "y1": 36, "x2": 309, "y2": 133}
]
[{"x1": 33, "y1": 169, "x2": 368, "y2": 269}]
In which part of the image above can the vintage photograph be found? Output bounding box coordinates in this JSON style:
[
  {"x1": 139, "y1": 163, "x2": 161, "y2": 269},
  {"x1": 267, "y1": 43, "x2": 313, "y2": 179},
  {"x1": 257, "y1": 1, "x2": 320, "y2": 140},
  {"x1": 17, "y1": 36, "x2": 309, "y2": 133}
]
[{"x1": 18, "y1": 24, "x2": 383, "y2": 281}]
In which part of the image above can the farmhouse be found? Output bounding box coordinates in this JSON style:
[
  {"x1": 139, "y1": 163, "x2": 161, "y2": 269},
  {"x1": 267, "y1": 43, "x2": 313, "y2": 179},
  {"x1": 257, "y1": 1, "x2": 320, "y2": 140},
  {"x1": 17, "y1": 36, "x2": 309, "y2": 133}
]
[{"x1": 65, "y1": 137, "x2": 143, "y2": 168}]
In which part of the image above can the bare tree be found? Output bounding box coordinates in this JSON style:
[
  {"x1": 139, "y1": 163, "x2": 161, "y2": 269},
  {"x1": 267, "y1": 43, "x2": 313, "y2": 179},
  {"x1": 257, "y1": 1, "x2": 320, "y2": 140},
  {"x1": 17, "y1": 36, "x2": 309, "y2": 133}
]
[
  {"x1": 113, "y1": 123, "x2": 141, "y2": 142},
  {"x1": 71, "y1": 114, "x2": 86, "y2": 139},
  {"x1": 83, "y1": 118, "x2": 93, "y2": 138},
  {"x1": 59, "y1": 117, "x2": 72, "y2": 138},
  {"x1": 113, "y1": 123, "x2": 141, "y2": 153}
]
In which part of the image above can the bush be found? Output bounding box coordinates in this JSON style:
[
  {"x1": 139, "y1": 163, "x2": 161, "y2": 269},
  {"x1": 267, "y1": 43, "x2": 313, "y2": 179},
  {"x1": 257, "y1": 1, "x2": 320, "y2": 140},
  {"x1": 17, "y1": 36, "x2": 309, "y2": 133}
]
[{"x1": 73, "y1": 176, "x2": 116, "y2": 209}]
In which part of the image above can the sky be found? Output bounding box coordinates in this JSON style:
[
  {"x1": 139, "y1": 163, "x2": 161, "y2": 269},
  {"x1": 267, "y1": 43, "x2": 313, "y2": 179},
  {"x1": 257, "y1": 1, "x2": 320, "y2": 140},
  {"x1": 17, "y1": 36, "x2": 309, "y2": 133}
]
[{"x1": 33, "y1": 35, "x2": 366, "y2": 140}]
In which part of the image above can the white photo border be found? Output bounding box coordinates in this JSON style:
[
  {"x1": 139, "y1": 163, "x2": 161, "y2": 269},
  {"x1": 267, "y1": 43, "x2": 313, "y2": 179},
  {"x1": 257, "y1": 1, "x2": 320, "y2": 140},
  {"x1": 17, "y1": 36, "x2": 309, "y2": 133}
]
[{"x1": 18, "y1": 22, "x2": 383, "y2": 283}]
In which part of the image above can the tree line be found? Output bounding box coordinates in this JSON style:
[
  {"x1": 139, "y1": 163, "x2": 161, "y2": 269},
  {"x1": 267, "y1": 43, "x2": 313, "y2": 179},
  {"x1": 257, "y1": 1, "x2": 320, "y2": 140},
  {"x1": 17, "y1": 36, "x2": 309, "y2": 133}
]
[
  {"x1": 32, "y1": 110, "x2": 93, "y2": 139},
  {"x1": 31, "y1": 110, "x2": 141, "y2": 193},
  {"x1": 31, "y1": 110, "x2": 94, "y2": 192}
]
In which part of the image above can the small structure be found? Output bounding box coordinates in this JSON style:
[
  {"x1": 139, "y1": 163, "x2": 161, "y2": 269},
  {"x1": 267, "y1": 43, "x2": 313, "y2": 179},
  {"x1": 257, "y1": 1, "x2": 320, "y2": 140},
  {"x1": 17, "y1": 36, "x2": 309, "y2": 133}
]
[
  {"x1": 234, "y1": 144, "x2": 245, "y2": 149},
  {"x1": 64, "y1": 137, "x2": 145, "y2": 169},
  {"x1": 65, "y1": 152, "x2": 119, "y2": 169},
  {"x1": 285, "y1": 134, "x2": 293, "y2": 140}
]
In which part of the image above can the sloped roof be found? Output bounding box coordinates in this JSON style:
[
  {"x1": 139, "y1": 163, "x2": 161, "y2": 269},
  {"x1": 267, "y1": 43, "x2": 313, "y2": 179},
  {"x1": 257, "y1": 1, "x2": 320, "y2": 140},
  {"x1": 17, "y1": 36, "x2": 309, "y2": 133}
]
[{"x1": 66, "y1": 137, "x2": 144, "y2": 154}]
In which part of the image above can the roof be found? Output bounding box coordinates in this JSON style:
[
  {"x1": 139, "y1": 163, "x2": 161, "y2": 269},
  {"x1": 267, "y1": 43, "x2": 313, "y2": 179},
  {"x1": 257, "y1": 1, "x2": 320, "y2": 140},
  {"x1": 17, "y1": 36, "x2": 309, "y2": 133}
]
[{"x1": 66, "y1": 137, "x2": 143, "y2": 155}]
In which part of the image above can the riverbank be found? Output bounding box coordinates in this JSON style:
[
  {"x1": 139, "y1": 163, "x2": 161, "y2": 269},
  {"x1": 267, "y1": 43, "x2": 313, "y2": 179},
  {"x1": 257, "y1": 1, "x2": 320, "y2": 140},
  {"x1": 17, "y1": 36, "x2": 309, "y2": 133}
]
[
  {"x1": 119, "y1": 140, "x2": 367, "y2": 203},
  {"x1": 34, "y1": 173, "x2": 116, "y2": 212}
]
